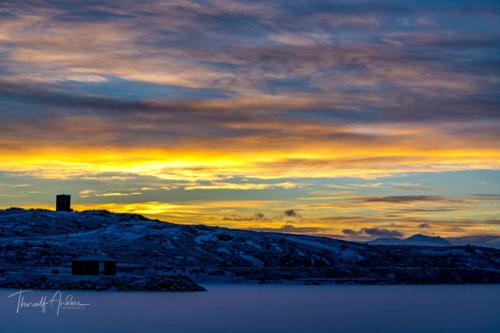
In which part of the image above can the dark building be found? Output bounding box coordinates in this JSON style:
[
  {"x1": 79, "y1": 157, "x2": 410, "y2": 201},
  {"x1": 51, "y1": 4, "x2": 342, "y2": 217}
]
[
  {"x1": 56, "y1": 194, "x2": 72, "y2": 211},
  {"x1": 72, "y1": 256, "x2": 116, "y2": 276}
]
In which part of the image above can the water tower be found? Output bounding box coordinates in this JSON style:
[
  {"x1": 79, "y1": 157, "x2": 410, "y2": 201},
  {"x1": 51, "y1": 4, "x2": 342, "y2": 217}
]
[{"x1": 56, "y1": 194, "x2": 72, "y2": 211}]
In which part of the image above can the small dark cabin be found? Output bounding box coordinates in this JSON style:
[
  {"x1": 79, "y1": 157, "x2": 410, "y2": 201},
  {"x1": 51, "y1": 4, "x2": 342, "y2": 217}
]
[{"x1": 72, "y1": 256, "x2": 116, "y2": 276}]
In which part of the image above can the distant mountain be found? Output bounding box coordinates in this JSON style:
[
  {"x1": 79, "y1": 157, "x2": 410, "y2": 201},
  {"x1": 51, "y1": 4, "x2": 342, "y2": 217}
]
[
  {"x1": 368, "y1": 234, "x2": 450, "y2": 246},
  {"x1": 369, "y1": 234, "x2": 500, "y2": 249},
  {"x1": 367, "y1": 237, "x2": 407, "y2": 246},
  {"x1": 447, "y1": 236, "x2": 500, "y2": 249},
  {"x1": 406, "y1": 234, "x2": 451, "y2": 246},
  {"x1": 0, "y1": 208, "x2": 500, "y2": 287}
]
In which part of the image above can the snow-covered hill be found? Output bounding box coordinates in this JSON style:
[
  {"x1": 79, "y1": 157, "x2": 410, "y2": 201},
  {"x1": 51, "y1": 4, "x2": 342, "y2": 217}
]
[{"x1": 1, "y1": 208, "x2": 500, "y2": 286}]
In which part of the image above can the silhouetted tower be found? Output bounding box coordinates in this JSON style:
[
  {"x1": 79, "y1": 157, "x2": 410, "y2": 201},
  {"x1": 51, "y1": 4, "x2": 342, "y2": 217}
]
[{"x1": 56, "y1": 194, "x2": 72, "y2": 212}]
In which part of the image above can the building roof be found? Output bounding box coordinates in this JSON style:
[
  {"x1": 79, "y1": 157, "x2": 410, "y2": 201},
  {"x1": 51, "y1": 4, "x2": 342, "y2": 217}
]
[{"x1": 72, "y1": 255, "x2": 115, "y2": 262}]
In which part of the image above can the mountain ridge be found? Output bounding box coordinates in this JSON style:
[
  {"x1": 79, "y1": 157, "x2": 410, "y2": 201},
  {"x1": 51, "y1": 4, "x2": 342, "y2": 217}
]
[{"x1": 368, "y1": 233, "x2": 500, "y2": 248}]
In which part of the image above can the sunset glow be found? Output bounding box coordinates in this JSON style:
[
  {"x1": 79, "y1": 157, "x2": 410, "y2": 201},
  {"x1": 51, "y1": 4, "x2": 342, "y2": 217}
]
[{"x1": 1, "y1": 0, "x2": 499, "y2": 240}]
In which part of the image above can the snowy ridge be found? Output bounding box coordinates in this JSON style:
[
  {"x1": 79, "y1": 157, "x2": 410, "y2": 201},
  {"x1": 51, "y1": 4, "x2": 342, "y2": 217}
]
[{"x1": 1, "y1": 208, "x2": 500, "y2": 285}]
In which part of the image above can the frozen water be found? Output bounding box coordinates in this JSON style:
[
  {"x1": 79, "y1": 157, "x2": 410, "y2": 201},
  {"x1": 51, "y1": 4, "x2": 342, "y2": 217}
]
[{"x1": 0, "y1": 284, "x2": 499, "y2": 333}]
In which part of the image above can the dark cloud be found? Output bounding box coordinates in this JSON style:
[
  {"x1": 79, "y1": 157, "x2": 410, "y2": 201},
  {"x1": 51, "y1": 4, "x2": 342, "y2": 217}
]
[
  {"x1": 363, "y1": 227, "x2": 403, "y2": 238},
  {"x1": 342, "y1": 227, "x2": 403, "y2": 238},
  {"x1": 360, "y1": 195, "x2": 445, "y2": 203},
  {"x1": 248, "y1": 224, "x2": 326, "y2": 234},
  {"x1": 342, "y1": 228, "x2": 356, "y2": 235},
  {"x1": 394, "y1": 208, "x2": 459, "y2": 212},
  {"x1": 472, "y1": 194, "x2": 500, "y2": 200},
  {"x1": 223, "y1": 213, "x2": 268, "y2": 222},
  {"x1": 484, "y1": 219, "x2": 500, "y2": 225},
  {"x1": 284, "y1": 209, "x2": 299, "y2": 217}
]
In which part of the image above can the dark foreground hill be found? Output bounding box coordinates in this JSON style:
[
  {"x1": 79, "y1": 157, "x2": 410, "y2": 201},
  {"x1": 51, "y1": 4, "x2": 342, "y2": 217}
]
[{"x1": 0, "y1": 208, "x2": 499, "y2": 290}]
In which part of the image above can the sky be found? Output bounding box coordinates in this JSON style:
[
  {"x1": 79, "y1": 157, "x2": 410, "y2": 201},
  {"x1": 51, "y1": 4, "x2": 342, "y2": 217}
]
[{"x1": 0, "y1": 0, "x2": 499, "y2": 240}]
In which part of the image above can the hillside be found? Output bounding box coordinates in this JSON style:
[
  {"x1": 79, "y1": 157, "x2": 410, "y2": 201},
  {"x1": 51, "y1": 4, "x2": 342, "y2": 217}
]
[{"x1": 0, "y1": 208, "x2": 500, "y2": 288}]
